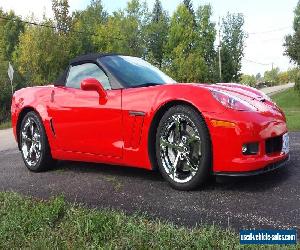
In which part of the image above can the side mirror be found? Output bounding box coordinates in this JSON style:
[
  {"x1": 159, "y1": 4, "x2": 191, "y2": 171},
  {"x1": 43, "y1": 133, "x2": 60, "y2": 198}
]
[{"x1": 81, "y1": 78, "x2": 107, "y2": 104}]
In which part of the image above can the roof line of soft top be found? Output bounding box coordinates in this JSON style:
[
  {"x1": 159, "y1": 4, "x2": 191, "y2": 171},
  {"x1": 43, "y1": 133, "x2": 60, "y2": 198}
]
[{"x1": 69, "y1": 53, "x2": 120, "y2": 65}]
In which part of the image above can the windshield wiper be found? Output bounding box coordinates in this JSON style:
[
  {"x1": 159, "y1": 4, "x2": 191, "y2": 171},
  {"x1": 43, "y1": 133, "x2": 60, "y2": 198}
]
[{"x1": 131, "y1": 83, "x2": 162, "y2": 88}]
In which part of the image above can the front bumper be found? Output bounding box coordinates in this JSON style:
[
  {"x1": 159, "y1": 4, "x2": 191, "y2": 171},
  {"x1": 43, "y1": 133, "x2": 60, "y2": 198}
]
[
  {"x1": 214, "y1": 155, "x2": 290, "y2": 177},
  {"x1": 204, "y1": 109, "x2": 289, "y2": 173}
]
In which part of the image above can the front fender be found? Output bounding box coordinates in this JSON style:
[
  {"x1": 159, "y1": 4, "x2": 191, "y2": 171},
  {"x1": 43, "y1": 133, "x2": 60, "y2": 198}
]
[{"x1": 11, "y1": 86, "x2": 57, "y2": 151}]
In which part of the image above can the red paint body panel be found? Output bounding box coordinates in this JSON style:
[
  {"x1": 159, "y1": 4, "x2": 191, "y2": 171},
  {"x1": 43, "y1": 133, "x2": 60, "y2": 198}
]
[
  {"x1": 47, "y1": 87, "x2": 123, "y2": 157},
  {"x1": 11, "y1": 83, "x2": 289, "y2": 173}
]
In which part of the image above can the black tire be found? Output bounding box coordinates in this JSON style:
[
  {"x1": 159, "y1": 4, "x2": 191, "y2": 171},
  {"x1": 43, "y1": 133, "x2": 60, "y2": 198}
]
[
  {"x1": 19, "y1": 111, "x2": 56, "y2": 172},
  {"x1": 155, "y1": 105, "x2": 212, "y2": 190}
]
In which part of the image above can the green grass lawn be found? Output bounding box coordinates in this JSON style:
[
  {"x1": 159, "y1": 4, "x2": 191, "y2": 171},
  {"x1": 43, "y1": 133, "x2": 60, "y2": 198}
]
[
  {"x1": 272, "y1": 88, "x2": 300, "y2": 131},
  {"x1": 0, "y1": 120, "x2": 11, "y2": 130},
  {"x1": 0, "y1": 192, "x2": 297, "y2": 249}
]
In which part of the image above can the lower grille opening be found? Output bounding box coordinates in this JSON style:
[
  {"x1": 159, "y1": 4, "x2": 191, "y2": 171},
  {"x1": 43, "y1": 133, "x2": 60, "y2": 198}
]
[{"x1": 266, "y1": 136, "x2": 282, "y2": 155}]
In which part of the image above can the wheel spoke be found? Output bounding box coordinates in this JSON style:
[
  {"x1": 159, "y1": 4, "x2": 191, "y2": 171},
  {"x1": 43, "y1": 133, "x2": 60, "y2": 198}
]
[
  {"x1": 28, "y1": 145, "x2": 34, "y2": 158},
  {"x1": 22, "y1": 132, "x2": 32, "y2": 142},
  {"x1": 183, "y1": 154, "x2": 198, "y2": 172},
  {"x1": 33, "y1": 144, "x2": 41, "y2": 158},
  {"x1": 171, "y1": 152, "x2": 181, "y2": 179},
  {"x1": 173, "y1": 116, "x2": 181, "y2": 141},
  {"x1": 187, "y1": 133, "x2": 201, "y2": 144},
  {"x1": 160, "y1": 138, "x2": 182, "y2": 151},
  {"x1": 30, "y1": 123, "x2": 35, "y2": 137},
  {"x1": 33, "y1": 132, "x2": 41, "y2": 143},
  {"x1": 36, "y1": 142, "x2": 41, "y2": 151}
]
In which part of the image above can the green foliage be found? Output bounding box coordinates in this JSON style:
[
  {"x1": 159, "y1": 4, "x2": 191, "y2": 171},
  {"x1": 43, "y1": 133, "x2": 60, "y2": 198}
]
[
  {"x1": 93, "y1": 0, "x2": 147, "y2": 57},
  {"x1": 14, "y1": 22, "x2": 70, "y2": 85},
  {"x1": 255, "y1": 72, "x2": 262, "y2": 82},
  {"x1": 70, "y1": 0, "x2": 107, "y2": 57},
  {"x1": 144, "y1": 0, "x2": 169, "y2": 67},
  {"x1": 278, "y1": 71, "x2": 289, "y2": 84},
  {"x1": 166, "y1": 4, "x2": 208, "y2": 82},
  {"x1": 260, "y1": 67, "x2": 299, "y2": 86},
  {"x1": 264, "y1": 67, "x2": 280, "y2": 86},
  {"x1": 195, "y1": 4, "x2": 217, "y2": 82},
  {"x1": 93, "y1": 12, "x2": 128, "y2": 54},
  {"x1": 0, "y1": 10, "x2": 24, "y2": 61},
  {"x1": 272, "y1": 88, "x2": 300, "y2": 131},
  {"x1": 183, "y1": 0, "x2": 195, "y2": 24},
  {"x1": 52, "y1": 0, "x2": 72, "y2": 33},
  {"x1": 2, "y1": 192, "x2": 298, "y2": 249},
  {"x1": 221, "y1": 13, "x2": 246, "y2": 82},
  {"x1": 240, "y1": 74, "x2": 256, "y2": 86},
  {"x1": 0, "y1": 120, "x2": 11, "y2": 130},
  {"x1": 1, "y1": 191, "x2": 299, "y2": 249},
  {"x1": 287, "y1": 67, "x2": 300, "y2": 83},
  {"x1": 0, "y1": 10, "x2": 24, "y2": 122},
  {"x1": 284, "y1": 1, "x2": 300, "y2": 65},
  {"x1": 295, "y1": 69, "x2": 300, "y2": 92},
  {"x1": 0, "y1": 52, "x2": 12, "y2": 122}
]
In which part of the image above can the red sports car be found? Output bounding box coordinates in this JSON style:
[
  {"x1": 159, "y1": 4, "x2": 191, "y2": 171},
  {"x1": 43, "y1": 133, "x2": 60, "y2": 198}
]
[{"x1": 11, "y1": 54, "x2": 290, "y2": 190}]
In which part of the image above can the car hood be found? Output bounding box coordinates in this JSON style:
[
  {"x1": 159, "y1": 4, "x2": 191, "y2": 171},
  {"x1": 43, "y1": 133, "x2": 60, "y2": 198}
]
[{"x1": 181, "y1": 82, "x2": 284, "y2": 115}]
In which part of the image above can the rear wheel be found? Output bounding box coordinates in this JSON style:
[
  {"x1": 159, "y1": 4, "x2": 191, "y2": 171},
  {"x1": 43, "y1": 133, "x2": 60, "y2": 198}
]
[
  {"x1": 20, "y1": 111, "x2": 55, "y2": 172},
  {"x1": 155, "y1": 105, "x2": 211, "y2": 190}
]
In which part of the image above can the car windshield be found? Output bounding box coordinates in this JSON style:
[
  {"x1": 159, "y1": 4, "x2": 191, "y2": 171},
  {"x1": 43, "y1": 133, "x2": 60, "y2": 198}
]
[{"x1": 100, "y1": 55, "x2": 176, "y2": 88}]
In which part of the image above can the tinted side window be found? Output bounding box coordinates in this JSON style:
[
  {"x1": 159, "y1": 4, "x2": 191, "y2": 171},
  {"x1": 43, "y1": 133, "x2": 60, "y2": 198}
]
[{"x1": 66, "y1": 63, "x2": 111, "y2": 90}]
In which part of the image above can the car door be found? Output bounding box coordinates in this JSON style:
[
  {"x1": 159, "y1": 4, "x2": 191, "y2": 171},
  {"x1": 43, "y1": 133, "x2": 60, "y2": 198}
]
[{"x1": 49, "y1": 62, "x2": 123, "y2": 158}]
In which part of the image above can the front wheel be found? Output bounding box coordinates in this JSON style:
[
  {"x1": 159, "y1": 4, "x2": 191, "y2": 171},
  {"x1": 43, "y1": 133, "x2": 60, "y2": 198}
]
[
  {"x1": 155, "y1": 105, "x2": 212, "y2": 190},
  {"x1": 20, "y1": 111, "x2": 56, "y2": 172}
]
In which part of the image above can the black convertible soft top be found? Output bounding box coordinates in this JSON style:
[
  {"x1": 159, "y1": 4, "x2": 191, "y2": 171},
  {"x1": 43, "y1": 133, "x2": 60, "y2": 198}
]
[{"x1": 69, "y1": 53, "x2": 117, "y2": 65}]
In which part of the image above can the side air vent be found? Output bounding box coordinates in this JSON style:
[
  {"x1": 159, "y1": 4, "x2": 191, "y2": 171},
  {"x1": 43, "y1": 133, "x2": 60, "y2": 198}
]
[{"x1": 50, "y1": 119, "x2": 56, "y2": 136}]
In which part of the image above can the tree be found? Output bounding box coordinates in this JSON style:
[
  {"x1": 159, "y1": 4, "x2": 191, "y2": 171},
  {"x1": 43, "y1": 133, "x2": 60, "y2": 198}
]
[
  {"x1": 166, "y1": 4, "x2": 208, "y2": 82},
  {"x1": 287, "y1": 67, "x2": 300, "y2": 82},
  {"x1": 284, "y1": 1, "x2": 300, "y2": 66},
  {"x1": 0, "y1": 47, "x2": 11, "y2": 122},
  {"x1": 264, "y1": 67, "x2": 280, "y2": 86},
  {"x1": 285, "y1": 67, "x2": 300, "y2": 91},
  {"x1": 240, "y1": 74, "x2": 256, "y2": 86},
  {"x1": 123, "y1": 0, "x2": 147, "y2": 56},
  {"x1": 144, "y1": 0, "x2": 169, "y2": 67},
  {"x1": 295, "y1": 70, "x2": 300, "y2": 92},
  {"x1": 255, "y1": 73, "x2": 262, "y2": 82},
  {"x1": 221, "y1": 13, "x2": 246, "y2": 82},
  {"x1": 0, "y1": 10, "x2": 24, "y2": 61},
  {"x1": 70, "y1": 0, "x2": 107, "y2": 56},
  {"x1": 0, "y1": 10, "x2": 25, "y2": 122},
  {"x1": 14, "y1": 22, "x2": 71, "y2": 86},
  {"x1": 278, "y1": 71, "x2": 289, "y2": 84},
  {"x1": 152, "y1": 0, "x2": 163, "y2": 22},
  {"x1": 52, "y1": 0, "x2": 71, "y2": 34},
  {"x1": 93, "y1": 11, "x2": 128, "y2": 54},
  {"x1": 195, "y1": 4, "x2": 217, "y2": 82},
  {"x1": 284, "y1": 1, "x2": 300, "y2": 92},
  {"x1": 94, "y1": 0, "x2": 147, "y2": 57},
  {"x1": 183, "y1": 0, "x2": 195, "y2": 22}
]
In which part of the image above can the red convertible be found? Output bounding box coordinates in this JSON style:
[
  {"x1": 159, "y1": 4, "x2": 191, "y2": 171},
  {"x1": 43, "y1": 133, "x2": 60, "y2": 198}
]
[{"x1": 11, "y1": 54, "x2": 290, "y2": 190}]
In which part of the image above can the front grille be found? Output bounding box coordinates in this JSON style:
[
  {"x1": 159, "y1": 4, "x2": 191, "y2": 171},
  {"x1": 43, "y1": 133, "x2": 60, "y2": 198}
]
[{"x1": 265, "y1": 136, "x2": 283, "y2": 154}]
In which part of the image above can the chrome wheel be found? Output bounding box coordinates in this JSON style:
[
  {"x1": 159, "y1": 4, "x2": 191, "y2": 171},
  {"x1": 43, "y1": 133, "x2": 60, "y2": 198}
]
[
  {"x1": 159, "y1": 113, "x2": 202, "y2": 183},
  {"x1": 21, "y1": 117, "x2": 42, "y2": 167}
]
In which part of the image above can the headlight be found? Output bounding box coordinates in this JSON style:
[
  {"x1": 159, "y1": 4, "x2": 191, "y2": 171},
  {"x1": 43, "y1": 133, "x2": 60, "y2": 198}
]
[{"x1": 211, "y1": 90, "x2": 257, "y2": 111}]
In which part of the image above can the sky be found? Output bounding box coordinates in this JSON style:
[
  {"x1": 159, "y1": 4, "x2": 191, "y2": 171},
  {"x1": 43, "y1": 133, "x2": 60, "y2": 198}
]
[{"x1": 0, "y1": 0, "x2": 298, "y2": 75}]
